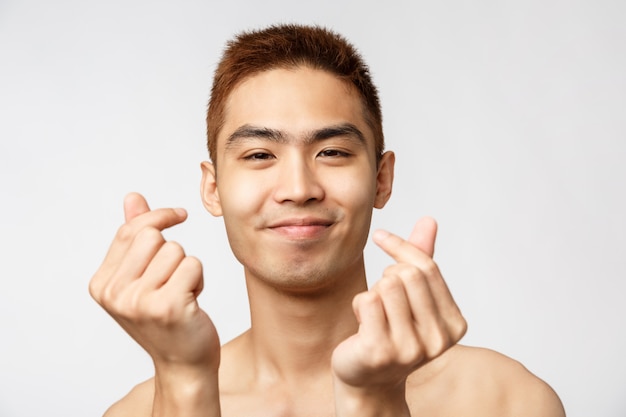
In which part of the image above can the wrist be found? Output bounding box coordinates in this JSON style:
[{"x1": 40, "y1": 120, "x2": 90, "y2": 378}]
[
  {"x1": 333, "y1": 378, "x2": 410, "y2": 417},
  {"x1": 153, "y1": 363, "x2": 220, "y2": 417}
]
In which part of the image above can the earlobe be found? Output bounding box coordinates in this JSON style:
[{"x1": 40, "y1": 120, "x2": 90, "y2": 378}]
[
  {"x1": 374, "y1": 151, "x2": 395, "y2": 209},
  {"x1": 200, "y1": 161, "x2": 223, "y2": 217}
]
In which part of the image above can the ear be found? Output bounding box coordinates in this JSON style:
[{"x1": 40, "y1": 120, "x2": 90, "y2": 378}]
[
  {"x1": 200, "y1": 161, "x2": 223, "y2": 217},
  {"x1": 374, "y1": 151, "x2": 395, "y2": 209}
]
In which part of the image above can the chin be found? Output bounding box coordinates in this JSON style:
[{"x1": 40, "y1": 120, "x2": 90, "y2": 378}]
[{"x1": 243, "y1": 251, "x2": 364, "y2": 295}]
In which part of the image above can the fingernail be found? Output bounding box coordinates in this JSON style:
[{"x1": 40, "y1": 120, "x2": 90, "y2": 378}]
[
  {"x1": 373, "y1": 229, "x2": 390, "y2": 241},
  {"x1": 174, "y1": 208, "x2": 187, "y2": 217}
]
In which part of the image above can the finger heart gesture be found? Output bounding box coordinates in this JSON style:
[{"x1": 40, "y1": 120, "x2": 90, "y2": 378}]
[
  {"x1": 332, "y1": 217, "x2": 467, "y2": 390},
  {"x1": 89, "y1": 193, "x2": 220, "y2": 370}
]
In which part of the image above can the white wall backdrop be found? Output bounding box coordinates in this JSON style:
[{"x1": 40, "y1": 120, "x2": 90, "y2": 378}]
[{"x1": 1, "y1": 0, "x2": 624, "y2": 416}]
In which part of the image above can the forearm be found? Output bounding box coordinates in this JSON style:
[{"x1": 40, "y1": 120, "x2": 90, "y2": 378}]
[{"x1": 153, "y1": 364, "x2": 221, "y2": 417}]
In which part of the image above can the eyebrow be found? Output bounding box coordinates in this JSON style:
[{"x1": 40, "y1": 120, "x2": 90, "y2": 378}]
[{"x1": 224, "y1": 123, "x2": 366, "y2": 150}]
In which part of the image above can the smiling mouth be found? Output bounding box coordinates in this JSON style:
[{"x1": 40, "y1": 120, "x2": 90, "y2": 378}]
[{"x1": 267, "y1": 218, "x2": 334, "y2": 240}]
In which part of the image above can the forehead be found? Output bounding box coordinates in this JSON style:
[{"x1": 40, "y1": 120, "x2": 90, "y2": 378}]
[{"x1": 217, "y1": 67, "x2": 374, "y2": 150}]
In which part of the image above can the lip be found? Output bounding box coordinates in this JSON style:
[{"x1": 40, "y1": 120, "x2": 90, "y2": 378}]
[{"x1": 267, "y1": 217, "x2": 334, "y2": 239}]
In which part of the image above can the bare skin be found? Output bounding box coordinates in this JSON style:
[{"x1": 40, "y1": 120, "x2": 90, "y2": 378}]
[
  {"x1": 107, "y1": 344, "x2": 563, "y2": 417},
  {"x1": 90, "y1": 68, "x2": 565, "y2": 417}
]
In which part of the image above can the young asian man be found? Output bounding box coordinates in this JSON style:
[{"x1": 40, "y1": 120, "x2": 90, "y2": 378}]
[{"x1": 89, "y1": 24, "x2": 565, "y2": 417}]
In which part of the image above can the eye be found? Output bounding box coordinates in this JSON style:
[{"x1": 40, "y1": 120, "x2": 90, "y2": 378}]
[
  {"x1": 318, "y1": 149, "x2": 350, "y2": 158},
  {"x1": 244, "y1": 152, "x2": 274, "y2": 161}
]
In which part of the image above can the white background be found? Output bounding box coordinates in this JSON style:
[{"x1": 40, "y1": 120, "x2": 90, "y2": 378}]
[{"x1": 1, "y1": 0, "x2": 624, "y2": 416}]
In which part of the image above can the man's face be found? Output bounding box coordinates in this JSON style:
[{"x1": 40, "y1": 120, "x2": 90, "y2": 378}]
[{"x1": 202, "y1": 67, "x2": 393, "y2": 292}]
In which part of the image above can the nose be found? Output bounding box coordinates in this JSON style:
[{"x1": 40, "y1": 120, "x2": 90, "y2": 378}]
[{"x1": 273, "y1": 155, "x2": 325, "y2": 205}]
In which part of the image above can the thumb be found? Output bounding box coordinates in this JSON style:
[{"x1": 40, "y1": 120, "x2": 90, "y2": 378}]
[
  {"x1": 123, "y1": 192, "x2": 151, "y2": 222},
  {"x1": 407, "y1": 216, "x2": 438, "y2": 257}
]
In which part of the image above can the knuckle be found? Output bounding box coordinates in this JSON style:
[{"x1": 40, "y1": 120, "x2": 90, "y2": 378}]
[
  {"x1": 402, "y1": 349, "x2": 425, "y2": 368},
  {"x1": 115, "y1": 223, "x2": 136, "y2": 242},
  {"x1": 421, "y1": 259, "x2": 440, "y2": 277},
  {"x1": 136, "y1": 226, "x2": 164, "y2": 245},
  {"x1": 430, "y1": 330, "x2": 451, "y2": 356},
  {"x1": 88, "y1": 276, "x2": 102, "y2": 301},
  {"x1": 422, "y1": 323, "x2": 453, "y2": 359},
  {"x1": 98, "y1": 282, "x2": 119, "y2": 310},
  {"x1": 180, "y1": 256, "x2": 203, "y2": 274},
  {"x1": 361, "y1": 291, "x2": 381, "y2": 308},
  {"x1": 382, "y1": 264, "x2": 414, "y2": 281},
  {"x1": 382, "y1": 263, "x2": 401, "y2": 276},
  {"x1": 352, "y1": 291, "x2": 371, "y2": 312},
  {"x1": 395, "y1": 336, "x2": 424, "y2": 366},
  {"x1": 404, "y1": 268, "x2": 426, "y2": 287},
  {"x1": 367, "y1": 344, "x2": 395, "y2": 369},
  {"x1": 384, "y1": 261, "x2": 440, "y2": 286},
  {"x1": 451, "y1": 315, "x2": 468, "y2": 340},
  {"x1": 99, "y1": 279, "x2": 139, "y2": 317},
  {"x1": 391, "y1": 263, "x2": 426, "y2": 288},
  {"x1": 162, "y1": 240, "x2": 185, "y2": 258},
  {"x1": 376, "y1": 274, "x2": 403, "y2": 293}
]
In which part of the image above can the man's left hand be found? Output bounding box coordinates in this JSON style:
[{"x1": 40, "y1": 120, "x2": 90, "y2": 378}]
[{"x1": 331, "y1": 217, "x2": 467, "y2": 416}]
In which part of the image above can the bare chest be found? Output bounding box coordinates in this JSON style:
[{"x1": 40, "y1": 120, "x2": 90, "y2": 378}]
[{"x1": 220, "y1": 389, "x2": 335, "y2": 417}]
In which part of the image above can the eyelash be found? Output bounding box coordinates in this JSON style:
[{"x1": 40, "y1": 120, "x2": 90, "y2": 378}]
[
  {"x1": 243, "y1": 152, "x2": 274, "y2": 161},
  {"x1": 318, "y1": 149, "x2": 351, "y2": 158}
]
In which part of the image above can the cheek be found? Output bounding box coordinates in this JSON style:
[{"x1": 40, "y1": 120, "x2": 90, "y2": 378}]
[
  {"x1": 217, "y1": 176, "x2": 265, "y2": 264},
  {"x1": 328, "y1": 170, "x2": 378, "y2": 209},
  {"x1": 218, "y1": 173, "x2": 268, "y2": 231}
]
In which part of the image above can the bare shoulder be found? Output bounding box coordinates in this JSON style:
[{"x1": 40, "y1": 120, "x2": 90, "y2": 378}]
[
  {"x1": 456, "y1": 344, "x2": 564, "y2": 410},
  {"x1": 102, "y1": 378, "x2": 154, "y2": 417},
  {"x1": 406, "y1": 345, "x2": 565, "y2": 417}
]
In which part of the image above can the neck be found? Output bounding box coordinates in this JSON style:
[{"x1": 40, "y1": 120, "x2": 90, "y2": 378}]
[{"x1": 243, "y1": 258, "x2": 368, "y2": 381}]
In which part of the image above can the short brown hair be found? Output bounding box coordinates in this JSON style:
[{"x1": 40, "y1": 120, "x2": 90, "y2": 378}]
[{"x1": 206, "y1": 24, "x2": 384, "y2": 164}]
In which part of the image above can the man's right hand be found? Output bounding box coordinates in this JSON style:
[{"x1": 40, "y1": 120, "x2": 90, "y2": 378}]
[{"x1": 89, "y1": 192, "x2": 220, "y2": 416}]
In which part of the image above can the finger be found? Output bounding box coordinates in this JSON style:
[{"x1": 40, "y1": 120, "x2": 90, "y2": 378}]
[
  {"x1": 352, "y1": 291, "x2": 388, "y2": 343},
  {"x1": 163, "y1": 256, "x2": 205, "y2": 298},
  {"x1": 397, "y1": 267, "x2": 448, "y2": 358},
  {"x1": 395, "y1": 262, "x2": 467, "y2": 349},
  {"x1": 374, "y1": 230, "x2": 465, "y2": 342},
  {"x1": 124, "y1": 192, "x2": 151, "y2": 222},
  {"x1": 372, "y1": 229, "x2": 432, "y2": 267},
  {"x1": 96, "y1": 207, "x2": 188, "y2": 277},
  {"x1": 372, "y1": 275, "x2": 421, "y2": 356},
  {"x1": 379, "y1": 264, "x2": 438, "y2": 324},
  {"x1": 384, "y1": 263, "x2": 465, "y2": 360},
  {"x1": 109, "y1": 227, "x2": 167, "y2": 290},
  {"x1": 407, "y1": 217, "x2": 437, "y2": 257},
  {"x1": 139, "y1": 240, "x2": 186, "y2": 290},
  {"x1": 126, "y1": 207, "x2": 188, "y2": 233},
  {"x1": 372, "y1": 274, "x2": 411, "y2": 327},
  {"x1": 123, "y1": 191, "x2": 188, "y2": 234},
  {"x1": 373, "y1": 229, "x2": 452, "y2": 310}
]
